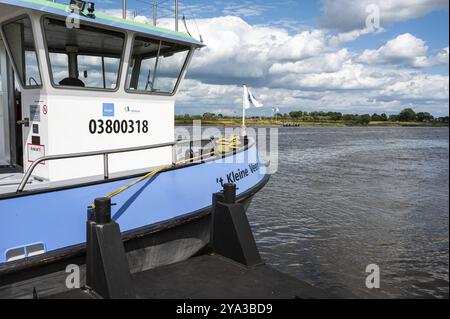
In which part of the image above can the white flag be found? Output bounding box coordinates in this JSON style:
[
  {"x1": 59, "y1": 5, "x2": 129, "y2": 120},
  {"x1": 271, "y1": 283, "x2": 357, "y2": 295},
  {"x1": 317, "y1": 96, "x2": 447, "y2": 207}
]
[{"x1": 243, "y1": 85, "x2": 263, "y2": 109}]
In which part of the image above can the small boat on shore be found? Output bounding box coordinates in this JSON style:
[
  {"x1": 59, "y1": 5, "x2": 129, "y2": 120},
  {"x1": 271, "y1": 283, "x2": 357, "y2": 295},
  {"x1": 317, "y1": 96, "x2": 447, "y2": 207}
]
[{"x1": 0, "y1": 0, "x2": 268, "y2": 298}]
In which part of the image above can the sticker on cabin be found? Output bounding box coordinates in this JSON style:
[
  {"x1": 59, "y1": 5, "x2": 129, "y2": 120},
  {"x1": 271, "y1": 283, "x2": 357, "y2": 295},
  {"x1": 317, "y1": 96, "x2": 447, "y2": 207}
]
[
  {"x1": 102, "y1": 103, "x2": 115, "y2": 117},
  {"x1": 30, "y1": 105, "x2": 41, "y2": 122},
  {"x1": 125, "y1": 106, "x2": 141, "y2": 113},
  {"x1": 27, "y1": 144, "x2": 46, "y2": 165}
]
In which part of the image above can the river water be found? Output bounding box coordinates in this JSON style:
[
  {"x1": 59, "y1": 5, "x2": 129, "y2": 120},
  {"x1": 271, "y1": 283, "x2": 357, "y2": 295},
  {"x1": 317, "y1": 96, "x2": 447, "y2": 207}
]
[
  {"x1": 177, "y1": 125, "x2": 449, "y2": 298},
  {"x1": 247, "y1": 126, "x2": 449, "y2": 299}
]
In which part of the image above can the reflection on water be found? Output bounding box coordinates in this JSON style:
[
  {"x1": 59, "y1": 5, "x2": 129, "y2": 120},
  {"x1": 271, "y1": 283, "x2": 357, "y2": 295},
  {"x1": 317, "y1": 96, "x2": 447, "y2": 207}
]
[{"x1": 246, "y1": 127, "x2": 449, "y2": 298}]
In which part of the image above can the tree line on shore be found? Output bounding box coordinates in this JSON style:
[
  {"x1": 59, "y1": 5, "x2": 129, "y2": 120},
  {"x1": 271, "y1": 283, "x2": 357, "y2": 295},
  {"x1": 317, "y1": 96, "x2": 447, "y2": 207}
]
[{"x1": 176, "y1": 108, "x2": 449, "y2": 126}]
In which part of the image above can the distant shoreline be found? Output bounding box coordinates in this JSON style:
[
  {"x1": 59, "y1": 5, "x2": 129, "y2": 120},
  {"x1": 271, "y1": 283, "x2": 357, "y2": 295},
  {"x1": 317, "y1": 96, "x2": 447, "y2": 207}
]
[{"x1": 175, "y1": 119, "x2": 449, "y2": 128}]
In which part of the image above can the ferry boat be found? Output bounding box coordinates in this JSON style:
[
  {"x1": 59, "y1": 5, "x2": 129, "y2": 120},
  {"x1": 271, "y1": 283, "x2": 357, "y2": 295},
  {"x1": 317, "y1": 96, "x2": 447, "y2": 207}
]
[{"x1": 0, "y1": 0, "x2": 269, "y2": 298}]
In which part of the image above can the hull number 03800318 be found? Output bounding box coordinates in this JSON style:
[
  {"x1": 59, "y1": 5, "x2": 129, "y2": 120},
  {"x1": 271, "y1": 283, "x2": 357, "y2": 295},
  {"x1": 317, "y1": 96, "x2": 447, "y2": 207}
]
[{"x1": 89, "y1": 119, "x2": 149, "y2": 134}]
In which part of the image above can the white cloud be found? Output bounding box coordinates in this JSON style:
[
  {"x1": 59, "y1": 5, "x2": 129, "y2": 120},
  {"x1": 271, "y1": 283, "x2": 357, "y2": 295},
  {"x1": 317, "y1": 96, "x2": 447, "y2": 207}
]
[
  {"x1": 178, "y1": 73, "x2": 449, "y2": 116},
  {"x1": 268, "y1": 30, "x2": 325, "y2": 61},
  {"x1": 98, "y1": 9, "x2": 136, "y2": 20},
  {"x1": 176, "y1": 16, "x2": 448, "y2": 115},
  {"x1": 358, "y1": 33, "x2": 428, "y2": 64},
  {"x1": 435, "y1": 47, "x2": 450, "y2": 65},
  {"x1": 269, "y1": 49, "x2": 351, "y2": 75},
  {"x1": 158, "y1": 16, "x2": 326, "y2": 81},
  {"x1": 358, "y1": 33, "x2": 448, "y2": 68},
  {"x1": 134, "y1": 15, "x2": 150, "y2": 24},
  {"x1": 96, "y1": 9, "x2": 448, "y2": 116},
  {"x1": 320, "y1": 0, "x2": 449, "y2": 32},
  {"x1": 328, "y1": 28, "x2": 379, "y2": 47},
  {"x1": 381, "y1": 74, "x2": 449, "y2": 100},
  {"x1": 270, "y1": 62, "x2": 386, "y2": 91}
]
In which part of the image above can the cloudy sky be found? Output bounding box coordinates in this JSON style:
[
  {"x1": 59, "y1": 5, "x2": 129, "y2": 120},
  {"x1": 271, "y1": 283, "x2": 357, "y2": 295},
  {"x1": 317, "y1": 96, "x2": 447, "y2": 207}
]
[{"x1": 98, "y1": 0, "x2": 449, "y2": 116}]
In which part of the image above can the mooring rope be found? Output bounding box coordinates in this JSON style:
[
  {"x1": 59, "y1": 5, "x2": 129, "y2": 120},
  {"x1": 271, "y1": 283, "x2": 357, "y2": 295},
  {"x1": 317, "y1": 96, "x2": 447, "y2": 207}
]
[{"x1": 91, "y1": 136, "x2": 241, "y2": 207}]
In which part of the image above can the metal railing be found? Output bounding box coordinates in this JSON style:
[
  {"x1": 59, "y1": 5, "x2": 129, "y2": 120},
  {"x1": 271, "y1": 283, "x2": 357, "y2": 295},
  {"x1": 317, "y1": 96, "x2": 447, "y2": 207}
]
[
  {"x1": 121, "y1": 0, "x2": 180, "y2": 30},
  {"x1": 16, "y1": 141, "x2": 176, "y2": 193},
  {"x1": 15, "y1": 136, "x2": 246, "y2": 193}
]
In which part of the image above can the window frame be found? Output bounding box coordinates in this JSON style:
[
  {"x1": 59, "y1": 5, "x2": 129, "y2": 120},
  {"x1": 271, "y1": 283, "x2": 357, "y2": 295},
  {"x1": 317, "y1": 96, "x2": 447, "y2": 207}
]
[
  {"x1": 40, "y1": 15, "x2": 127, "y2": 93},
  {"x1": 125, "y1": 33, "x2": 194, "y2": 97},
  {"x1": 0, "y1": 14, "x2": 43, "y2": 90},
  {"x1": 77, "y1": 54, "x2": 122, "y2": 90}
]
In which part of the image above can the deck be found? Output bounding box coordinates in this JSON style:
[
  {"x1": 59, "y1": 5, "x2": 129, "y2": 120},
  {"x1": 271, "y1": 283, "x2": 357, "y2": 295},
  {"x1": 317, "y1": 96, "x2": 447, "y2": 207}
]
[{"x1": 47, "y1": 254, "x2": 329, "y2": 299}]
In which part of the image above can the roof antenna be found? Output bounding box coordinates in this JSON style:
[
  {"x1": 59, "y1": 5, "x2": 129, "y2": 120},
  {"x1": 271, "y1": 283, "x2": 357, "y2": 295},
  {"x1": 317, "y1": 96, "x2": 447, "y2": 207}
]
[
  {"x1": 195, "y1": 19, "x2": 204, "y2": 43},
  {"x1": 188, "y1": 14, "x2": 204, "y2": 43},
  {"x1": 182, "y1": 15, "x2": 192, "y2": 37},
  {"x1": 181, "y1": 6, "x2": 204, "y2": 43},
  {"x1": 122, "y1": 0, "x2": 127, "y2": 20}
]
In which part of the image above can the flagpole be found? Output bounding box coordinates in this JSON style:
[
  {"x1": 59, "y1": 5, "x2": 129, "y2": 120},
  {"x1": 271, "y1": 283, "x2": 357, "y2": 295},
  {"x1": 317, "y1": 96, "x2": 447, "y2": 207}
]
[{"x1": 241, "y1": 84, "x2": 247, "y2": 137}]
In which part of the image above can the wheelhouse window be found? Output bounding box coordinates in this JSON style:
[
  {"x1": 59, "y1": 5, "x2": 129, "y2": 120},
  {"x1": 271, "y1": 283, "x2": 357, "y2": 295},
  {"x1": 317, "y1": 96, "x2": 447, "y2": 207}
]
[
  {"x1": 1, "y1": 17, "x2": 42, "y2": 88},
  {"x1": 127, "y1": 36, "x2": 191, "y2": 94},
  {"x1": 43, "y1": 18, "x2": 125, "y2": 90}
]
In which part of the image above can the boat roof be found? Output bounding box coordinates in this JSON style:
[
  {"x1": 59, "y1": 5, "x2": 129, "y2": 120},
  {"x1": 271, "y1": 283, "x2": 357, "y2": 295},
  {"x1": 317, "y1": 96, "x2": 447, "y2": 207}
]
[{"x1": 0, "y1": 0, "x2": 204, "y2": 47}]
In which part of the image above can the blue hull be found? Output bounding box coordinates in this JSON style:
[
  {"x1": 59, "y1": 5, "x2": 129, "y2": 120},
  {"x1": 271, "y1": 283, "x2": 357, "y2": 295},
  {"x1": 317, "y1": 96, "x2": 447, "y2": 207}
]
[{"x1": 0, "y1": 144, "x2": 267, "y2": 264}]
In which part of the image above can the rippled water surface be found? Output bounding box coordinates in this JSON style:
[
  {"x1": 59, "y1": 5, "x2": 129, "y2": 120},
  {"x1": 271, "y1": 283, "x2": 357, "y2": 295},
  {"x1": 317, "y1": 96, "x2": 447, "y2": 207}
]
[
  {"x1": 246, "y1": 127, "x2": 449, "y2": 298},
  {"x1": 178, "y1": 126, "x2": 449, "y2": 298}
]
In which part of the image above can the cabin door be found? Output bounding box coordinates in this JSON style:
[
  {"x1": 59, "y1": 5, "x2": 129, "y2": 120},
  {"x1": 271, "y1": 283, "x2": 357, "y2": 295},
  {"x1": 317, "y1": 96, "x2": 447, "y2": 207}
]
[{"x1": 0, "y1": 38, "x2": 23, "y2": 170}]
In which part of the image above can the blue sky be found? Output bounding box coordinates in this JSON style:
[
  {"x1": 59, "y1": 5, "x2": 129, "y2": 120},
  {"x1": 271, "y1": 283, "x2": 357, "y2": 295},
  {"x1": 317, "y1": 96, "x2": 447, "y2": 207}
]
[{"x1": 94, "y1": 0, "x2": 448, "y2": 116}]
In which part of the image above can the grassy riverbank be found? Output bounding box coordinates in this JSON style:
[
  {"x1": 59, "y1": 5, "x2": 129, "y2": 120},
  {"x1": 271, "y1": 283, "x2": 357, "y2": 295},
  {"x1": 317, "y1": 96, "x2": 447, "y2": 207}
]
[
  {"x1": 175, "y1": 119, "x2": 449, "y2": 127},
  {"x1": 176, "y1": 108, "x2": 449, "y2": 127}
]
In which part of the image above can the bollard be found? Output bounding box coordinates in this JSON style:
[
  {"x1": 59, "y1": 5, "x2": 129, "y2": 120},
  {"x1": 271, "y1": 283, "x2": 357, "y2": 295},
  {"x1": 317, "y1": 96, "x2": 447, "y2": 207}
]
[
  {"x1": 86, "y1": 197, "x2": 135, "y2": 299},
  {"x1": 223, "y1": 183, "x2": 236, "y2": 204},
  {"x1": 210, "y1": 184, "x2": 263, "y2": 267},
  {"x1": 93, "y1": 197, "x2": 112, "y2": 224}
]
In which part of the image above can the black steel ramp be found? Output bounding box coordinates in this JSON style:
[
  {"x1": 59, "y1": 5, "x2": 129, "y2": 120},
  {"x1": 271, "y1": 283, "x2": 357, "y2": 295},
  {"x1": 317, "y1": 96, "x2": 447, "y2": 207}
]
[
  {"x1": 132, "y1": 254, "x2": 328, "y2": 299},
  {"x1": 47, "y1": 253, "x2": 329, "y2": 299}
]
